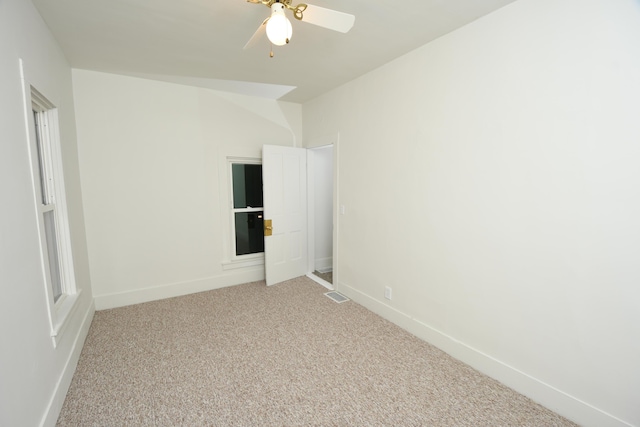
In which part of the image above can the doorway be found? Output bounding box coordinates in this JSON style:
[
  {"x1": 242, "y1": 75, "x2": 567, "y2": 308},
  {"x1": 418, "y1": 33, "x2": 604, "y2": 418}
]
[
  {"x1": 261, "y1": 141, "x2": 336, "y2": 289},
  {"x1": 307, "y1": 144, "x2": 334, "y2": 288}
]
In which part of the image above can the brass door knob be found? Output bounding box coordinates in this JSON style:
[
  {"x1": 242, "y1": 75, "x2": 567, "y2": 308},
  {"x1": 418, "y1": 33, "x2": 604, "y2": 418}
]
[{"x1": 264, "y1": 219, "x2": 273, "y2": 236}]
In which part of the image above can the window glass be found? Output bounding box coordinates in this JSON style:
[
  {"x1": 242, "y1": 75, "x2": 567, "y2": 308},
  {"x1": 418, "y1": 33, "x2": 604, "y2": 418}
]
[
  {"x1": 43, "y1": 210, "x2": 62, "y2": 302},
  {"x1": 232, "y1": 164, "x2": 263, "y2": 209},
  {"x1": 33, "y1": 111, "x2": 49, "y2": 205},
  {"x1": 234, "y1": 212, "x2": 264, "y2": 255},
  {"x1": 231, "y1": 163, "x2": 264, "y2": 257}
]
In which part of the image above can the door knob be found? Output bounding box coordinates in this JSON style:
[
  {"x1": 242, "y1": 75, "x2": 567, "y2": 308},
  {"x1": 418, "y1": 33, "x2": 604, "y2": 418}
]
[{"x1": 264, "y1": 219, "x2": 273, "y2": 236}]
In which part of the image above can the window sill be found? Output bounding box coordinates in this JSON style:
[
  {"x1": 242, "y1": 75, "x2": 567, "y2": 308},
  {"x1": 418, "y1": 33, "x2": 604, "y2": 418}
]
[
  {"x1": 222, "y1": 255, "x2": 264, "y2": 271},
  {"x1": 51, "y1": 289, "x2": 82, "y2": 348}
]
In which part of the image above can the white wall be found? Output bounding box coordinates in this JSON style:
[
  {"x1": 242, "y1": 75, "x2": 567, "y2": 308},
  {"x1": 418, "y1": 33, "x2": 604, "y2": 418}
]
[
  {"x1": 72, "y1": 70, "x2": 301, "y2": 309},
  {"x1": 302, "y1": 0, "x2": 640, "y2": 426},
  {"x1": 0, "y1": 0, "x2": 94, "y2": 426}
]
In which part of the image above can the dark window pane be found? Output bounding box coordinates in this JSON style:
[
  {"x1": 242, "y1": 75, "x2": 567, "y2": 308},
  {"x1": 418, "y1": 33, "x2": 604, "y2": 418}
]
[
  {"x1": 43, "y1": 210, "x2": 63, "y2": 302},
  {"x1": 33, "y1": 111, "x2": 48, "y2": 205},
  {"x1": 235, "y1": 212, "x2": 264, "y2": 255},
  {"x1": 232, "y1": 164, "x2": 263, "y2": 209}
]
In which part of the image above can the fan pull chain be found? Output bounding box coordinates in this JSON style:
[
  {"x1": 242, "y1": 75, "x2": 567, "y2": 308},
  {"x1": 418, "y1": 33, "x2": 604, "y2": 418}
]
[{"x1": 270, "y1": 43, "x2": 274, "y2": 58}]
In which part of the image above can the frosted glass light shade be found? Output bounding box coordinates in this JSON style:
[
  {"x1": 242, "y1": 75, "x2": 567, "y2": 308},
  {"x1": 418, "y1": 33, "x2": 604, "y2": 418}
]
[{"x1": 266, "y1": 11, "x2": 292, "y2": 46}]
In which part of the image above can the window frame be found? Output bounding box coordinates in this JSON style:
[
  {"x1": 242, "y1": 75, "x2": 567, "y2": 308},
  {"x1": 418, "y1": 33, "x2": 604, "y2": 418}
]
[
  {"x1": 229, "y1": 158, "x2": 264, "y2": 260},
  {"x1": 24, "y1": 84, "x2": 81, "y2": 347},
  {"x1": 220, "y1": 157, "x2": 265, "y2": 270}
]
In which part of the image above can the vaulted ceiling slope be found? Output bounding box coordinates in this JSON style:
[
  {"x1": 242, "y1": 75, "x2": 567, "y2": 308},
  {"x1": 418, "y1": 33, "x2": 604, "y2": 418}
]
[{"x1": 32, "y1": 0, "x2": 518, "y2": 103}]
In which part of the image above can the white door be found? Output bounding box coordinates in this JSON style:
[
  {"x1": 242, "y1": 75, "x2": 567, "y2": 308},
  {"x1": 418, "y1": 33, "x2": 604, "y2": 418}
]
[{"x1": 262, "y1": 145, "x2": 308, "y2": 286}]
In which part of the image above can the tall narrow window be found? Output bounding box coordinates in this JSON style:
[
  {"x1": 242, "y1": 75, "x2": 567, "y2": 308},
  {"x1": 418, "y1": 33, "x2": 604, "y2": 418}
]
[
  {"x1": 231, "y1": 163, "x2": 264, "y2": 256},
  {"x1": 33, "y1": 109, "x2": 64, "y2": 302},
  {"x1": 27, "y1": 86, "x2": 79, "y2": 345}
]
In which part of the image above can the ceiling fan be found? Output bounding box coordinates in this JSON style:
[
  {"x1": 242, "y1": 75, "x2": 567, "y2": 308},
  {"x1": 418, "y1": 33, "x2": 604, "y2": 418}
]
[{"x1": 244, "y1": 0, "x2": 355, "y2": 53}]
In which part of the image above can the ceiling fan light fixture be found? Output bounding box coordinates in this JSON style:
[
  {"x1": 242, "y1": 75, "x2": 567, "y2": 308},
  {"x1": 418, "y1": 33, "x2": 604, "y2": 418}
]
[{"x1": 266, "y1": 3, "x2": 293, "y2": 46}]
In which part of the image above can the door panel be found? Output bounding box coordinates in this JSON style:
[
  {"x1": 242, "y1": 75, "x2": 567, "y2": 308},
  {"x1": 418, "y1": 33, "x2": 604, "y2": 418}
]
[{"x1": 263, "y1": 145, "x2": 307, "y2": 286}]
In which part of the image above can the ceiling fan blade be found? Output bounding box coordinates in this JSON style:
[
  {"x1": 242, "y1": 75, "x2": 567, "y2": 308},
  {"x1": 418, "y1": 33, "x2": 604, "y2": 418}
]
[
  {"x1": 300, "y1": 4, "x2": 355, "y2": 33},
  {"x1": 243, "y1": 18, "x2": 269, "y2": 50}
]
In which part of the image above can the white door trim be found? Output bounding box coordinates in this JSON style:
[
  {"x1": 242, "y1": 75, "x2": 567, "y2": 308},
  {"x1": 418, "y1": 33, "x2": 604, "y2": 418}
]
[{"x1": 305, "y1": 133, "x2": 340, "y2": 290}]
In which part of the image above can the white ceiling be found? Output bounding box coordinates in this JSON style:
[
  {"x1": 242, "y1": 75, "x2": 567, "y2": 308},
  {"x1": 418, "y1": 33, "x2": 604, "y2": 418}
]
[{"x1": 32, "y1": 0, "x2": 518, "y2": 103}]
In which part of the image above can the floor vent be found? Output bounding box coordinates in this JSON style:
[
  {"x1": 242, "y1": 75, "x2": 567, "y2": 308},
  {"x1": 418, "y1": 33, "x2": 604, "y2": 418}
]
[{"x1": 324, "y1": 291, "x2": 350, "y2": 304}]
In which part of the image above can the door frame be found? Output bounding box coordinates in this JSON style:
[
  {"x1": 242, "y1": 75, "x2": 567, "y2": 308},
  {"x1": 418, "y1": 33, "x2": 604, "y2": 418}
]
[{"x1": 305, "y1": 133, "x2": 339, "y2": 290}]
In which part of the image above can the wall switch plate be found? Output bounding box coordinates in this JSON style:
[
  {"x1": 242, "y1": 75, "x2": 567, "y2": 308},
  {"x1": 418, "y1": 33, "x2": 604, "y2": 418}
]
[{"x1": 384, "y1": 286, "x2": 392, "y2": 300}]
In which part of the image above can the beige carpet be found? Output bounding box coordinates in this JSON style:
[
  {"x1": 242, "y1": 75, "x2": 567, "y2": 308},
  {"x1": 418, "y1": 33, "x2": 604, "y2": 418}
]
[{"x1": 57, "y1": 276, "x2": 576, "y2": 426}]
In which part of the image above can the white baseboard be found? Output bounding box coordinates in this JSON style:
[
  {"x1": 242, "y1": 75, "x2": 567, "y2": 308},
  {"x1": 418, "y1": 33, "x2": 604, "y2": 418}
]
[
  {"x1": 41, "y1": 298, "x2": 95, "y2": 427},
  {"x1": 338, "y1": 281, "x2": 633, "y2": 427},
  {"x1": 94, "y1": 269, "x2": 265, "y2": 310}
]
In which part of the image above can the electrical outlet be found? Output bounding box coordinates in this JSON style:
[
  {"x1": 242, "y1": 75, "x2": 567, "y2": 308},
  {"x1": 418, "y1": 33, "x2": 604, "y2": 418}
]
[{"x1": 384, "y1": 286, "x2": 392, "y2": 300}]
